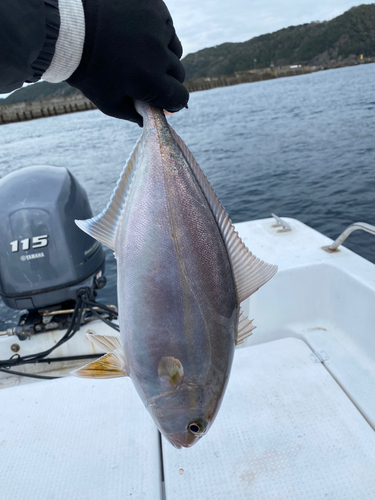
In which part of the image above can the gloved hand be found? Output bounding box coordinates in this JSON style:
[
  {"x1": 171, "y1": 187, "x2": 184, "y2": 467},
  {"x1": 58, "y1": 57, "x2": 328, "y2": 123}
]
[{"x1": 67, "y1": 0, "x2": 189, "y2": 126}]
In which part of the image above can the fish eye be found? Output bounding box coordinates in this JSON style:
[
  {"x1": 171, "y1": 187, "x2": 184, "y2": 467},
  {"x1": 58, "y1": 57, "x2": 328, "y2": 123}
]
[{"x1": 188, "y1": 421, "x2": 203, "y2": 435}]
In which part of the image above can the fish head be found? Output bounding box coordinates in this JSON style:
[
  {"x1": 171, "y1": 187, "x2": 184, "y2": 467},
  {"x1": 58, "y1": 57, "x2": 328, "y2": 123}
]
[{"x1": 149, "y1": 383, "x2": 223, "y2": 449}]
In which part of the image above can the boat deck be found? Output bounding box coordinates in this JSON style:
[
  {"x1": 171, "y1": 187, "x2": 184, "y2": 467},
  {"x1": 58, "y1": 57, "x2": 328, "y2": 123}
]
[
  {"x1": 164, "y1": 338, "x2": 375, "y2": 499},
  {"x1": 1, "y1": 337, "x2": 375, "y2": 499},
  {"x1": 1, "y1": 217, "x2": 375, "y2": 499}
]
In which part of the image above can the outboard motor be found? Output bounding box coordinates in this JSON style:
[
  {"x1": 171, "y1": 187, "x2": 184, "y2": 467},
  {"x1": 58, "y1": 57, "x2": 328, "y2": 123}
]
[
  {"x1": 0, "y1": 166, "x2": 119, "y2": 381},
  {"x1": 0, "y1": 166, "x2": 105, "y2": 313}
]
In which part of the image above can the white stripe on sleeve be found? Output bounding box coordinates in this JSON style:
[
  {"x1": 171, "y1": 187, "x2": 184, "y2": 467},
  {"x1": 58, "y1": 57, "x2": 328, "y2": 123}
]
[{"x1": 43, "y1": 0, "x2": 85, "y2": 83}]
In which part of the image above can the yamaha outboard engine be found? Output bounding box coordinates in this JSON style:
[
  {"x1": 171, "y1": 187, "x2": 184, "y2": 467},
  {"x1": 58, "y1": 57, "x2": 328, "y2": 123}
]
[
  {"x1": 0, "y1": 166, "x2": 119, "y2": 381},
  {"x1": 0, "y1": 166, "x2": 105, "y2": 313}
]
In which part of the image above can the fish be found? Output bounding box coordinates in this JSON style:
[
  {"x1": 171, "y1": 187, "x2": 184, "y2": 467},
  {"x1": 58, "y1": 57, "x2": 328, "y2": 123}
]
[{"x1": 73, "y1": 101, "x2": 277, "y2": 448}]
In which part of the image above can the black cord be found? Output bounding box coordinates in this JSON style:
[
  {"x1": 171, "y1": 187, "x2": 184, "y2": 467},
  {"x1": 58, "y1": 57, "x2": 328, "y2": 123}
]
[
  {"x1": 86, "y1": 304, "x2": 120, "y2": 332},
  {"x1": 4, "y1": 295, "x2": 84, "y2": 367},
  {"x1": 0, "y1": 367, "x2": 59, "y2": 380},
  {"x1": 85, "y1": 298, "x2": 118, "y2": 316},
  {"x1": 0, "y1": 293, "x2": 119, "y2": 378},
  {"x1": 32, "y1": 354, "x2": 104, "y2": 364}
]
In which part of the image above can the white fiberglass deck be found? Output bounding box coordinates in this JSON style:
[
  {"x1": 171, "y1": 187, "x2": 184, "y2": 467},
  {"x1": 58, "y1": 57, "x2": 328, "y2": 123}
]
[
  {"x1": 0, "y1": 376, "x2": 161, "y2": 500},
  {"x1": 1, "y1": 337, "x2": 375, "y2": 499},
  {"x1": 163, "y1": 338, "x2": 375, "y2": 499},
  {"x1": 238, "y1": 218, "x2": 375, "y2": 430},
  {"x1": 1, "y1": 217, "x2": 375, "y2": 498}
]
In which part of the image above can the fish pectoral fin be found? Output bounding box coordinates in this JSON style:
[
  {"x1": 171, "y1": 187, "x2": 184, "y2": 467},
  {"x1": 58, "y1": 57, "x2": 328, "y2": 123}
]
[
  {"x1": 236, "y1": 309, "x2": 256, "y2": 345},
  {"x1": 169, "y1": 126, "x2": 277, "y2": 303},
  {"x1": 158, "y1": 357, "x2": 184, "y2": 388},
  {"x1": 71, "y1": 350, "x2": 129, "y2": 379},
  {"x1": 86, "y1": 330, "x2": 123, "y2": 353},
  {"x1": 75, "y1": 132, "x2": 145, "y2": 250}
]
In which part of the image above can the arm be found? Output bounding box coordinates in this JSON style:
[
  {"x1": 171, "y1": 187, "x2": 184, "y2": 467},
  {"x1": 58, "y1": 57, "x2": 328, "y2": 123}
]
[
  {"x1": 0, "y1": 0, "x2": 188, "y2": 125},
  {"x1": 0, "y1": 0, "x2": 60, "y2": 93}
]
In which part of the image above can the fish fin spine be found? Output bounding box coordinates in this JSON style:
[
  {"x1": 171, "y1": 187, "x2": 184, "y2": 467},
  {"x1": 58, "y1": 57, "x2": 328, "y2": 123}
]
[
  {"x1": 85, "y1": 330, "x2": 123, "y2": 353},
  {"x1": 236, "y1": 309, "x2": 256, "y2": 345},
  {"x1": 75, "y1": 134, "x2": 144, "y2": 250},
  {"x1": 169, "y1": 126, "x2": 277, "y2": 303}
]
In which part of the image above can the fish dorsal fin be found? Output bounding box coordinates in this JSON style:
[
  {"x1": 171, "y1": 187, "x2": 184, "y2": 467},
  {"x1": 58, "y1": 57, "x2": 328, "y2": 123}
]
[
  {"x1": 75, "y1": 134, "x2": 144, "y2": 250},
  {"x1": 169, "y1": 126, "x2": 278, "y2": 303},
  {"x1": 236, "y1": 309, "x2": 256, "y2": 345},
  {"x1": 86, "y1": 331, "x2": 123, "y2": 353},
  {"x1": 71, "y1": 350, "x2": 129, "y2": 379}
]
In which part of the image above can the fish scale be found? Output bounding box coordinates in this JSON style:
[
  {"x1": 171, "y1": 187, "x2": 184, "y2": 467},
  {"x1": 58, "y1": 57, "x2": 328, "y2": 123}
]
[{"x1": 73, "y1": 101, "x2": 277, "y2": 448}]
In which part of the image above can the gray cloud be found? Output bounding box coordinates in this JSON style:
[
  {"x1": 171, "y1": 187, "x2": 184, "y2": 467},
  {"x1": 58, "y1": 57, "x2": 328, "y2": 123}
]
[{"x1": 167, "y1": 0, "x2": 374, "y2": 55}]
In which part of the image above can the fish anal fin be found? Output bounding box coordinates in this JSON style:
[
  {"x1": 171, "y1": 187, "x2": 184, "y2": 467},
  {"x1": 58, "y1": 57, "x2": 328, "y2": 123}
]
[
  {"x1": 75, "y1": 134, "x2": 144, "y2": 250},
  {"x1": 71, "y1": 351, "x2": 128, "y2": 379},
  {"x1": 169, "y1": 126, "x2": 277, "y2": 303},
  {"x1": 236, "y1": 309, "x2": 256, "y2": 345}
]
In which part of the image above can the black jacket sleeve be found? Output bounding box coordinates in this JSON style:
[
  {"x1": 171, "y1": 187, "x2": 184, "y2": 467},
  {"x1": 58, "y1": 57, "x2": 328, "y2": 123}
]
[{"x1": 0, "y1": 0, "x2": 59, "y2": 94}]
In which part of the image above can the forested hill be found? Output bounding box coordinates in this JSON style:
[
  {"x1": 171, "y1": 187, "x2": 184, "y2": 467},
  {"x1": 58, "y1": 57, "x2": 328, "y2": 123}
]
[
  {"x1": 182, "y1": 4, "x2": 375, "y2": 80},
  {"x1": 1, "y1": 3, "x2": 375, "y2": 105}
]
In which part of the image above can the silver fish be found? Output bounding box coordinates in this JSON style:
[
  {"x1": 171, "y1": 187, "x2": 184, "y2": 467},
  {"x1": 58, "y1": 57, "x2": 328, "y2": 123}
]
[{"x1": 73, "y1": 101, "x2": 277, "y2": 448}]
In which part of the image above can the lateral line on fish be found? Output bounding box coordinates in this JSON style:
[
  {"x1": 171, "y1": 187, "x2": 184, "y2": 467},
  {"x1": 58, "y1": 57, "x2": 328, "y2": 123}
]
[
  {"x1": 156, "y1": 111, "x2": 212, "y2": 415},
  {"x1": 152, "y1": 109, "x2": 206, "y2": 420},
  {"x1": 144, "y1": 108, "x2": 202, "y2": 415}
]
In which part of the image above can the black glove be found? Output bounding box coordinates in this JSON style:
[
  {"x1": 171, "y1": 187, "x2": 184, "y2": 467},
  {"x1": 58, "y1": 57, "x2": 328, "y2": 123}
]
[{"x1": 67, "y1": 0, "x2": 188, "y2": 126}]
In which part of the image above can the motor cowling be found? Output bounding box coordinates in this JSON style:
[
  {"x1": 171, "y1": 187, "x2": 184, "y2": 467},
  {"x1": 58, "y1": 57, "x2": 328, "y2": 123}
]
[{"x1": 0, "y1": 166, "x2": 105, "y2": 310}]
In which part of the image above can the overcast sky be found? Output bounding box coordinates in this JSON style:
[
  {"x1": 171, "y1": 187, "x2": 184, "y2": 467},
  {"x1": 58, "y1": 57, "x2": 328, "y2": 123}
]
[{"x1": 167, "y1": 0, "x2": 374, "y2": 56}]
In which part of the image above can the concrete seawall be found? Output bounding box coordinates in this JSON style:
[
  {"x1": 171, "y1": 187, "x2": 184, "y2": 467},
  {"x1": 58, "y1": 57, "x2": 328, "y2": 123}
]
[
  {"x1": 0, "y1": 94, "x2": 96, "y2": 125},
  {"x1": 184, "y1": 65, "x2": 320, "y2": 92},
  {"x1": 1, "y1": 59, "x2": 373, "y2": 125},
  {"x1": 184, "y1": 57, "x2": 375, "y2": 92}
]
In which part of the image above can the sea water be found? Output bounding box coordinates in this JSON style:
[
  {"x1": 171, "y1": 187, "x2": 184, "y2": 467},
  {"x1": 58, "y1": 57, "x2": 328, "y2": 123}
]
[{"x1": 0, "y1": 63, "x2": 374, "y2": 328}]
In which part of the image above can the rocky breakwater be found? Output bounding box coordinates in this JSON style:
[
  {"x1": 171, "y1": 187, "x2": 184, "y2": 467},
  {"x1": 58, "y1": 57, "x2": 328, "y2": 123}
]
[{"x1": 0, "y1": 94, "x2": 96, "y2": 125}]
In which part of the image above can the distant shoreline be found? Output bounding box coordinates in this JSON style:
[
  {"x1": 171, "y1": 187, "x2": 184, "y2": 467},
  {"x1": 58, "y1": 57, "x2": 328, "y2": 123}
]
[
  {"x1": 184, "y1": 57, "x2": 375, "y2": 92},
  {"x1": 1, "y1": 58, "x2": 374, "y2": 125},
  {"x1": 184, "y1": 65, "x2": 318, "y2": 92}
]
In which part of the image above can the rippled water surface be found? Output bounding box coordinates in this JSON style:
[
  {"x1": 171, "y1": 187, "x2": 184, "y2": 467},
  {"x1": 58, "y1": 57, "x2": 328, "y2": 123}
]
[{"x1": 0, "y1": 63, "x2": 374, "y2": 328}]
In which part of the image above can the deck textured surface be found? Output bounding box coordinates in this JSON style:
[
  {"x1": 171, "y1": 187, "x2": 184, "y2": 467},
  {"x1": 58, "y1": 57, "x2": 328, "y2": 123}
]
[
  {"x1": 2, "y1": 338, "x2": 375, "y2": 499},
  {"x1": 0, "y1": 376, "x2": 161, "y2": 500},
  {"x1": 163, "y1": 338, "x2": 375, "y2": 499}
]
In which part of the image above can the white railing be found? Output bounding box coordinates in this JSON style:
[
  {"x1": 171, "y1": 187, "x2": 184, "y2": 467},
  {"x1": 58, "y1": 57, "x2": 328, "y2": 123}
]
[{"x1": 322, "y1": 222, "x2": 375, "y2": 253}]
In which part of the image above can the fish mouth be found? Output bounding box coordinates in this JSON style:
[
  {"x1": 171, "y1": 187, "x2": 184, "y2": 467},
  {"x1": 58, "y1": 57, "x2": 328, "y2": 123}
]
[{"x1": 163, "y1": 431, "x2": 203, "y2": 449}]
